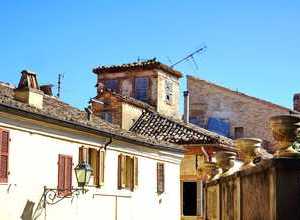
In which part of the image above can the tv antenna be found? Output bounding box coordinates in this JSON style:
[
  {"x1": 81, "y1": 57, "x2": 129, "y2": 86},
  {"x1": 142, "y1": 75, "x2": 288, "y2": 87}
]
[
  {"x1": 170, "y1": 46, "x2": 207, "y2": 69},
  {"x1": 57, "y1": 73, "x2": 64, "y2": 98}
]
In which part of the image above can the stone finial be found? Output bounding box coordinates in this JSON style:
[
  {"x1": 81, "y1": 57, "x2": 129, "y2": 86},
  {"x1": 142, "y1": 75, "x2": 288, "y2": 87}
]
[{"x1": 269, "y1": 114, "x2": 300, "y2": 157}]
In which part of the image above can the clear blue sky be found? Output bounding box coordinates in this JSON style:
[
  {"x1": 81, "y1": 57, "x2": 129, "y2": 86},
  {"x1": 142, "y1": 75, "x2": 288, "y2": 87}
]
[{"x1": 1, "y1": 1, "x2": 299, "y2": 113}]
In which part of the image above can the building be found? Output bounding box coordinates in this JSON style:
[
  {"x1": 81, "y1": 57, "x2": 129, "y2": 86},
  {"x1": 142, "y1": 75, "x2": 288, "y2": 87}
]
[
  {"x1": 92, "y1": 59, "x2": 235, "y2": 220},
  {"x1": 187, "y1": 75, "x2": 298, "y2": 151},
  {"x1": 0, "y1": 70, "x2": 184, "y2": 220},
  {"x1": 92, "y1": 58, "x2": 182, "y2": 126}
]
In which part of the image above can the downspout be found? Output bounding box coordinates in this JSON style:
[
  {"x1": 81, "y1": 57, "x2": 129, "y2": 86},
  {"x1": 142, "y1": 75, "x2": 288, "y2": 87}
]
[{"x1": 103, "y1": 137, "x2": 112, "y2": 150}]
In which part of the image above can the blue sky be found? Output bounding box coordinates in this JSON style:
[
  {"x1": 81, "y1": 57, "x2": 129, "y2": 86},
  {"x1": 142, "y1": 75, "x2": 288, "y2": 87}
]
[{"x1": 0, "y1": 1, "x2": 299, "y2": 113}]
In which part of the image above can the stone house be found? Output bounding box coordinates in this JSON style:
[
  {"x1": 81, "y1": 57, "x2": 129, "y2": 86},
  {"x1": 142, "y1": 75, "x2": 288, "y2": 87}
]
[
  {"x1": 0, "y1": 70, "x2": 184, "y2": 220},
  {"x1": 91, "y1": 59, "x2": 235, "y2": 220},
  {"x1": 187, "y1": 75, "x2": 299, "y2": 151}
]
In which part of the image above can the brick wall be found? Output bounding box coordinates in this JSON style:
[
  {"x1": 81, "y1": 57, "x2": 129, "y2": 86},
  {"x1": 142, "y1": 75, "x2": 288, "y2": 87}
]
[{"x1": 187, "y1": 76, "x2": 290, "y2": 150}]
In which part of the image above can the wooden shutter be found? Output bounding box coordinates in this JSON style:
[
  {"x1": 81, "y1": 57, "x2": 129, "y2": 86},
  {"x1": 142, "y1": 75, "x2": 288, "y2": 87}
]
[
  {"x1": 99, "y1": 150, "x2": 105, "y2": 186},
  {"x1": 57, "y1": 155, "x2": 65, "y2": 195},
  {"x1": 57, "y1": 155, "x2": 72, "y2": 196},
  {"x1": 126, "y1": 156, "x2": 133, "y2": 190},
  {"x1": 135, "y1": 77, "x2": 149, "y2": 101},
  {"x1": 64, "y1": 156, "x2": 72, "y2": 195},
  {"x1": 133, "y1": 157, "x2": 138, "y2": 188},
  {"x1": 79, "y1": 146, "x2": 84, "y2": 162},
  {"x1": 157, "y1": 163, "x2": 165, "y2": 194},
  {"x1": 0, "y1": 130, "x2": 9, "y2": 183},
  {"x1": 118, "y1": 154, "x2": 126, "y2": 189}
]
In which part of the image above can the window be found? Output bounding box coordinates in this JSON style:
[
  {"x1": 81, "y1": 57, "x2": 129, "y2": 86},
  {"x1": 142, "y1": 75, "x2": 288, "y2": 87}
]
[
  {"x1": 79, "y1": 147, "x2": 105, "y2": 187},
  {"x1": 0, "y1": 129, "x2": 9, "y2": 183},
  {"x1": 118, "y1": 154, "x2": 138, "y2": 191},
  {"x1": 104, "y1": 80, "x2": 118, "y2": 92},
  {"x1": 165, "y1": 80, "x2": 173, "y2": 104},
  {"x1": 134, "y1": 77, "x2": 149, "y2": 101},
  {"x1": 182, "y1": 181, "x2": 203, "y2": 216},
  {"x1": 100, "y1": 111, "x2": 112, "y2": 123},
  {"x1": 234, "y1": 127, "x2": 244, "y2": 139},
  {"x1": 157, "y1": 162, "x2": 165, "y2": 194},
  {"x1": 57, "y1": 154, "x2": 72, "y2": 196}
]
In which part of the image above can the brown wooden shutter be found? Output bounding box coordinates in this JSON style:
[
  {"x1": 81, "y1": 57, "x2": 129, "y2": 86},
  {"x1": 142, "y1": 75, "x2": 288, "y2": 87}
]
[
  {"x1": 64, "y1": 156, "x2": 72, "y2": 195},
  {"x1": 79, "y1": 146, "x2": 84, "y2": 163},
  {"x1": 118, "y1": 154, "x2": 126, "y2": 189},
  {"x1": 99, "y1": 150, "x2": 105, "y2": 186},
  {"x1": 0, "y1": 130, "x2": 9, "y2": 183},
  {"x1": 57, "y1": 155, "x2": 65, "y2": 195},
  {"x1": 133, "y1": 157, "x2": 138, "y2": 188},
  {"x1": 157, "y1": 163, "x2": 165, "y2": 194},
  {"x1": 126, "y1": 156, "x2": 133, "y2": 191}
]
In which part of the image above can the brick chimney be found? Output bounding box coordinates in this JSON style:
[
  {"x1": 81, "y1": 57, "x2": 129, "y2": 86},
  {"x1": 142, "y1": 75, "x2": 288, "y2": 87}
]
[
  {"x1": 293, "y1": 93, "x2": 300, "y2": 112},
  {"x1": 14, "y1": 70, "x2": 44, "y2": 109},
  {"x1": 40, "y1": 84, "x2": 53, "y2": 96}
]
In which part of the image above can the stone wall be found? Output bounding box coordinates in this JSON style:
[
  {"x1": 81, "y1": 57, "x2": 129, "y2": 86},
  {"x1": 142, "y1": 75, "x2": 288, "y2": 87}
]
[
  {"x1": 187, "y1": 76, "x2": 290, "y2": 149},
  {"x1": 156, "y1": 70, "x2": 180, "y2": 119},
  {"x1": 205, "y1": 158, "x2": 300, "y2": 220}
]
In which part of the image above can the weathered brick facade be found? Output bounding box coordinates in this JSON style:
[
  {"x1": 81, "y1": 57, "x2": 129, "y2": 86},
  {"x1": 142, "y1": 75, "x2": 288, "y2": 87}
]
[{"x1": 187, "y1": 75, "x2": 291, "y2": 150}]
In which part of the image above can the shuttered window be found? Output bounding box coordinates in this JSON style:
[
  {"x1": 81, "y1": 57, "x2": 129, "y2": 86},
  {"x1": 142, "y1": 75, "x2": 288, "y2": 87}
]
[
  {"x1": 79, "y1": 146, "x2": 105, "y2": 187},
  {"x1": 57, "y1": 155, "x2": 72, "y2": 196},
  {"x1": 0, "y1": 130, "x2": 9, "y2": 183},
  {"x1": 134, "y1": 77, "x2": 149, "y2": 101},
  {"x1": 118, "y1": 154, "x2": 138, "y2": 191},
  {"x1": 104, "y1": 80, "x2": 118, "y2": 92},
  {"x1": 157, "y1": 163, "x2": 165, "y2": 194}
]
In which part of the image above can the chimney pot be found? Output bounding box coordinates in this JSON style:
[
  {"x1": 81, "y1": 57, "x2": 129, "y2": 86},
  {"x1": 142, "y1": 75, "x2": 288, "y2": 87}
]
[
  {"x1": 293, "y1": 93, "x2": 300, "y2": 112},
  {"x1": 40, "y1": 84, "x2": 54, "y2": 96}
]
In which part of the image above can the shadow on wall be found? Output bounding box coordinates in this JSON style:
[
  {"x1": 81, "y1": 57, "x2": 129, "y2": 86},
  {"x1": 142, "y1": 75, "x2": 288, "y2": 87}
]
[{"x1": 21, "y1": 200, "x2": 35, "y2": 220}]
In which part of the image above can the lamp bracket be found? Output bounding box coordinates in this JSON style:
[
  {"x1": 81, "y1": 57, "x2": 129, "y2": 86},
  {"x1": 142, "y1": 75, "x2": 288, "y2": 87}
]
[{"x1": 43, "y1": 186, "x2": 87, "y2": 206}]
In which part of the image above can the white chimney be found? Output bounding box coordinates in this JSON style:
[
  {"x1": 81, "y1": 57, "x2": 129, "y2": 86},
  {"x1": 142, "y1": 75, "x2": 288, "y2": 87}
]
[{"x1": 14, "y1": 70, "x2": 44, "y2": 109}]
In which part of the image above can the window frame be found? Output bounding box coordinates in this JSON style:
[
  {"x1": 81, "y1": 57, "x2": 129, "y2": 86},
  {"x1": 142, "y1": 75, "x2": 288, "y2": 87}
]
[
  {"x1": 157, "y1": 162, "x2": 165, "y2": 194},
  {"x1": 134, "y1": 77, "x2": 149, "y2": 102},
  {"x1": 165, "y1": 79, "x2": 173, "y2": 104}
]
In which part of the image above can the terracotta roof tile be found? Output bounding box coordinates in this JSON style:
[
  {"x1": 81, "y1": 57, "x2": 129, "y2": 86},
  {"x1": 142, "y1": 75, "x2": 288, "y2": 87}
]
[
  {"x1": 130, "y1": 110, "x2": 233, "y2": 146},
  {"x1": 93, "y1": 58, "x2": 183, "y2": 78},
  {"x1": 0, "y1": 84, "x2": 183, "y2": 153}
]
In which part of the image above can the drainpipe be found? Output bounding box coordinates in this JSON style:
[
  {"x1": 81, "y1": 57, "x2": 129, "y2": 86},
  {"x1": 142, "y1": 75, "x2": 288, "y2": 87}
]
[
  {"x1": 103, "y1": 137, "x2": 112, "y2": 150},
  {"x1": 183, "y1": 91, "x2": 190, "y2": 123}
]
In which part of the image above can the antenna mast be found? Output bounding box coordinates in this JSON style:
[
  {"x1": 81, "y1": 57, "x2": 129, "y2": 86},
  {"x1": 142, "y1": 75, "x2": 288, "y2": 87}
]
[
  {"x1": 57, "y1": 73, "x2": 64, "y2": 98},
  {"x1": 170, "y1": 46, "x2": 207, "y2": 68}
]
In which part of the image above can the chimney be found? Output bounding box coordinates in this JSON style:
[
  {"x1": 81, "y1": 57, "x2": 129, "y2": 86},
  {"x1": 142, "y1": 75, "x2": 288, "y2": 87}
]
[
  {"x1": 293, "y1": 93, "x2": 300, "y2": 112},
  {"x1": 14, "y1": 70, "x2": 44, "y2": 109},
  {"x1": 40, "y1": 84, "x2": 54, "y2": 96},
  {"x1": 183, "y1": 91, "x2": 190, "y2": 123}
]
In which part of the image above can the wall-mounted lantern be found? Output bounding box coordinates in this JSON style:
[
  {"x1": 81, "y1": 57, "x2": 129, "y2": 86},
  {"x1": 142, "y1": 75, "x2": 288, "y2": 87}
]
[{"x1": 43, "y1": 161, "x2": 93, "y2": 206}]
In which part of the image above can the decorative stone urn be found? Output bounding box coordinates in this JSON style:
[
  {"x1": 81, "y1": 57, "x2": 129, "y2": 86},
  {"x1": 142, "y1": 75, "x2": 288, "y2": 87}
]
[
  {"x1": 235, "y1": 138, "x2": 262, "y2": 170},
  {"x1": 198, "y1": 161, "x2": 220, "y2": 180},
  {"x1": 269, "y1": 114, "x2": 300, "y2": 157},
  {"x1": 215, "y1": 151, "x2": 237, "y2": 177}
]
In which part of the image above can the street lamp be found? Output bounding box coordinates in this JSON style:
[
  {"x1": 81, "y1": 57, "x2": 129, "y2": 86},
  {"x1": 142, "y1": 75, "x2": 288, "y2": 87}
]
[
  {"x1": 43, "y1": 161, "x2": 93, "y2": 206},
  {"x1": 75, "y1": 161, "x2": 93, "y2": 188}
]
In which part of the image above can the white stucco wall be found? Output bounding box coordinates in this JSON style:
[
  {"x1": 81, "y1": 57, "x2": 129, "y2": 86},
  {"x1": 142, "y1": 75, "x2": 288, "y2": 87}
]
[{"x1": 0, "y1": 112, "x2": 182, "y2": 220}]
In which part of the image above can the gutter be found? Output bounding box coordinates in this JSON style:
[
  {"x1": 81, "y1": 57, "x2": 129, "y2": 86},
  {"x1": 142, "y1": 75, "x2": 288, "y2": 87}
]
[{"x1": 0, "y1": 102, "x2": 184, "y2": 154}]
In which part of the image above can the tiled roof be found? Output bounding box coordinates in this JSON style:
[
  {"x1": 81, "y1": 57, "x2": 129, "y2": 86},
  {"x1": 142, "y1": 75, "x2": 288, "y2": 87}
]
[
  {"x1": 187, "y1": 75, "x2": 295, "y2": 112},
  {"x1": 130, "y1": 110, "x2": 233, "y2": 146},
  {"x1": 0, "y1": 84, "x2": 184, "y2": 153},
  {"x1": 93, "y1": 58, "x2": 183, "y2": 78}
]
